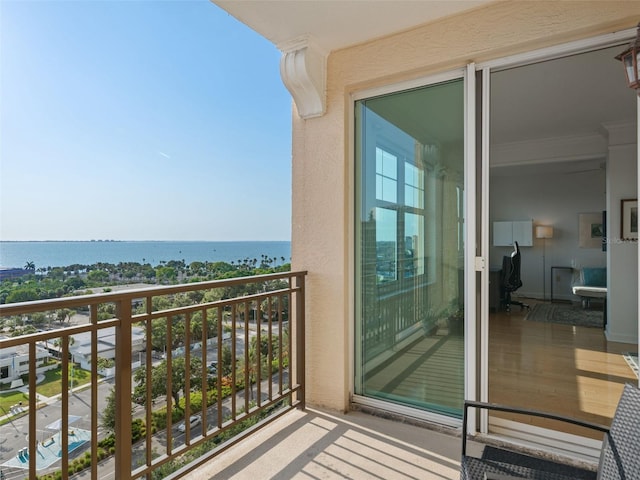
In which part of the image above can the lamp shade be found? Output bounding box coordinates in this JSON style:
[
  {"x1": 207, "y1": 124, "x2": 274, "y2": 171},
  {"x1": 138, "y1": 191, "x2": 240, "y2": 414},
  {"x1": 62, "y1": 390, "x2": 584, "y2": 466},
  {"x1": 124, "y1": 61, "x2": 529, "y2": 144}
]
[{"x1": 536, "y1": 225, "x2": 553, "y2": 239}]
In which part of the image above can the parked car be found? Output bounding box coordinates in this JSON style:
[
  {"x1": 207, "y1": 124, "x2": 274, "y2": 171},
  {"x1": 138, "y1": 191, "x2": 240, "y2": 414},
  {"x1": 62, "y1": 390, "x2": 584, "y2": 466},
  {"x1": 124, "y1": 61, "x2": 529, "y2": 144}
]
[{"x1": 178, "y1": 415, "x2": 201, "y2": 433}]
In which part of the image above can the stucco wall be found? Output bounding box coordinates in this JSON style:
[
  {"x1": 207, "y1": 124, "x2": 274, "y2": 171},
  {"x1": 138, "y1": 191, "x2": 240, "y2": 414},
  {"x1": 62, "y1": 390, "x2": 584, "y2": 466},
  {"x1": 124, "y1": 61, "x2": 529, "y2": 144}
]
[{"x1": 291, "y1": 2, "x2": 640, "y2": 411}]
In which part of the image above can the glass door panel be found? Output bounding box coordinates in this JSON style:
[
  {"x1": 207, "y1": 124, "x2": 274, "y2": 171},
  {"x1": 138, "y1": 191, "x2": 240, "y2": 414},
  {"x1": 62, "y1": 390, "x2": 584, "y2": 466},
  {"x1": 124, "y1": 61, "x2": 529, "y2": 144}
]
[
  {"x1": 355, "y1": 79, "x2": 465, "y2": 418},
  {"x1": 485, "y1": 46, "x2": 637, "y2": 441}
]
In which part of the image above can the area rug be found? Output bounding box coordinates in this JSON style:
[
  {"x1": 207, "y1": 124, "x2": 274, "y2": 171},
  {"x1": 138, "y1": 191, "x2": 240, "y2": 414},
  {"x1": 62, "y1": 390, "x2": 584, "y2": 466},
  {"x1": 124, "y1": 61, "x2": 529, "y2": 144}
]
[
  {"x1": 525, "y1": 303, "x2": 604, "y2": 328},
  {"x1": 622, "y1": 352, "x2": 639, "y2": 379}
]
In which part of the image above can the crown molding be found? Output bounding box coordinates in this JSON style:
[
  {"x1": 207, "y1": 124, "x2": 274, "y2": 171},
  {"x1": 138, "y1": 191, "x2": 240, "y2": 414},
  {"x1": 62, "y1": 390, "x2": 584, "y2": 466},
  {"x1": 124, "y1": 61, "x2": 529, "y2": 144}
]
[
  {"x1": 491, "y1": 132, "x2": 608, "y2": 167},
  {"x1": 279, "y1": 36, "x2": 326, "y2": 119},
  {"x1": 601, "y1": 120, "x2": 636, "y2": 146}
]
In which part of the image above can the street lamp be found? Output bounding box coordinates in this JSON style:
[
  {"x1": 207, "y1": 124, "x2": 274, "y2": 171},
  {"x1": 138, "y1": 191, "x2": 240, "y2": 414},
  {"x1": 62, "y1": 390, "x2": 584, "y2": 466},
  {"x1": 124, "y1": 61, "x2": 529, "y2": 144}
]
[{"x1": 616, "y1": 23, "x2": 640, "y2": 92}]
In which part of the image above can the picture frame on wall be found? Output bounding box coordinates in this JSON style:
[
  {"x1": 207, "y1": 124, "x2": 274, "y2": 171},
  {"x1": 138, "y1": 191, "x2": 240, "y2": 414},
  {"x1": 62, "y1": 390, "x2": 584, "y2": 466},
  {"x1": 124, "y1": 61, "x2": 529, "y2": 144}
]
[
  {"x1": 621, "y1": 199, "x2": 638, "y2": 241},
  {"x1": 578, "y1": 212, "x2": 604, "y2": 249},
  {"x1": 602, "y1": 210, "x2": 607, "y2": 252}
]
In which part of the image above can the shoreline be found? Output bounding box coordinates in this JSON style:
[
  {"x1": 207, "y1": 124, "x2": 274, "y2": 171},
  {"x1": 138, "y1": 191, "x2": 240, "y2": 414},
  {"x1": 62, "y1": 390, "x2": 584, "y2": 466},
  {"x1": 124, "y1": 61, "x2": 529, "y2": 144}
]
[{"x1": 0, "y1": 240, "x2": 291, "y2": 271}]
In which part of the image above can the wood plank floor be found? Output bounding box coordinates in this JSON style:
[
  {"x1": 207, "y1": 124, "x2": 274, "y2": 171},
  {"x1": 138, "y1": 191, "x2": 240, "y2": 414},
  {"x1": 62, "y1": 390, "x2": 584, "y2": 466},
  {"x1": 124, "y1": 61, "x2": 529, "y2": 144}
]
[
  {"x1": 362, "y1": 299, "x2": 636, "y2": 439},
  {"x1": 489, "y1": 299, "x2": 637, "y2": 438}
]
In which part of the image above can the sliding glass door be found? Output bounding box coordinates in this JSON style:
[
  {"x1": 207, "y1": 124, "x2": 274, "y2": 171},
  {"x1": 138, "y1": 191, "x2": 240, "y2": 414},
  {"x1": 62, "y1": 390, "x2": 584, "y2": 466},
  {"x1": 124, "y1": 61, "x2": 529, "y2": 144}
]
[
  {"x1": 354, "y1": 78, "x2": 466, "y2": 418},
  {"x1": 484, "y1": 43, "x2": 638, "y2": 443}
]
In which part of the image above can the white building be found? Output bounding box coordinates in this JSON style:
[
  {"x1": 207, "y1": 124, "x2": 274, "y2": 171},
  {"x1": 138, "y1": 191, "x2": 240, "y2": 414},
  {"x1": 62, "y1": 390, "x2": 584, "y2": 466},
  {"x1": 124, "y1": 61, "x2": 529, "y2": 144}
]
[
  {"x1": 70, "y1": 326, "x2": 146, "y2": 372},
  {"x1": 0, "y1": 336, "x2": 49, "y2": 385}
]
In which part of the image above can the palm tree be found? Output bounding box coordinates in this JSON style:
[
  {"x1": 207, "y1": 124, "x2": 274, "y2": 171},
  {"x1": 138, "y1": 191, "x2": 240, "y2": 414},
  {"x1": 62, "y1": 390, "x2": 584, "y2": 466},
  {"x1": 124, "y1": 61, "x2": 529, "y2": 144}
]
[{"x1": 24, "y1": 261, "x2": 35, "y2": 271}]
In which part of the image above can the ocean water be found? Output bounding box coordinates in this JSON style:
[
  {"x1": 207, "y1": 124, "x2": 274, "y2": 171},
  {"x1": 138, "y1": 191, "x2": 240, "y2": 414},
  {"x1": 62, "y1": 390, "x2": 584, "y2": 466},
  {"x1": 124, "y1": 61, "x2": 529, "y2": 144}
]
[{"x1": 0, "y1": 241, "x2": 291, "y2": 269}]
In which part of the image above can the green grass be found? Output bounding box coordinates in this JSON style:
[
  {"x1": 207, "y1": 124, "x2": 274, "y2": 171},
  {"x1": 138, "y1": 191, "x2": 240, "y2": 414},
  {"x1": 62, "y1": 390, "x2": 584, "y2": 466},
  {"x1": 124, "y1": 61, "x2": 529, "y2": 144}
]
[
  {"x1": 0, "y1": 390, "x2": 29, "y2": 416},
  {"x1": 36, "y1": 364, "x2": 92, "y2": 397}
]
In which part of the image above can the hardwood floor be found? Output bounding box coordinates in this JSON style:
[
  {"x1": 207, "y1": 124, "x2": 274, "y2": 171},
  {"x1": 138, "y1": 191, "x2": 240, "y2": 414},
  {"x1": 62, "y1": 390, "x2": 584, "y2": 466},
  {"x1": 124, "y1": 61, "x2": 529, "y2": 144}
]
[
  {"x1": 362, "y1": 299, "x2": 636, "y2": 439},
  {"x1": 489, "y1": 299, "x2": 637, "y2": 438}
]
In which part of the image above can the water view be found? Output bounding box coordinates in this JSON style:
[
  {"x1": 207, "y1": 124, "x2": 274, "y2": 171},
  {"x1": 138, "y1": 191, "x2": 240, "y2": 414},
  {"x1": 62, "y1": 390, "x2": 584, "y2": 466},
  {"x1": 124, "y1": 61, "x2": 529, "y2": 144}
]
[{"x1": 0, "y1": 240, "x2": 291, "y2": 269}]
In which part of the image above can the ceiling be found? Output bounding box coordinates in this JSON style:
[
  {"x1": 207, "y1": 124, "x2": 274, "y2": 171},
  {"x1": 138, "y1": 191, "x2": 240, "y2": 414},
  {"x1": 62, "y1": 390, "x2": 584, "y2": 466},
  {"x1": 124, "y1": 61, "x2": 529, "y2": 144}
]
[
  {"x1": 491, "y1": 45, "x2": 636, "y2": 176},
  {"x1": 213, "y1": 2, "x2": 636, "y2": 175},
  {"x1": 491, "y1": 46, "x2": 636, "y2": 146},
  {"x1": 213, "y1": 0, "x2": 495, "y2": 53}
]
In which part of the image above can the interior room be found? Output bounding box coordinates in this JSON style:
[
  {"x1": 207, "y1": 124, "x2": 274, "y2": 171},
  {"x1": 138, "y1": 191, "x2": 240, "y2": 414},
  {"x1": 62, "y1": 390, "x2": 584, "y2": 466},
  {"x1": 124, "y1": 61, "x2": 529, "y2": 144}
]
[{"x1": 488, "y1": 45, "x2": 638, "y2": 433}]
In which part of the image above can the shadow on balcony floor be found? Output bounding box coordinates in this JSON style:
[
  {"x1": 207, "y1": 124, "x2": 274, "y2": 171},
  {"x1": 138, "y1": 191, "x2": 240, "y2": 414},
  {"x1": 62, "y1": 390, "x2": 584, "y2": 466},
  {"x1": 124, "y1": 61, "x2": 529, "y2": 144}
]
[{"x1": 189, "y1": 407, "x2": 461, "y2": 479}]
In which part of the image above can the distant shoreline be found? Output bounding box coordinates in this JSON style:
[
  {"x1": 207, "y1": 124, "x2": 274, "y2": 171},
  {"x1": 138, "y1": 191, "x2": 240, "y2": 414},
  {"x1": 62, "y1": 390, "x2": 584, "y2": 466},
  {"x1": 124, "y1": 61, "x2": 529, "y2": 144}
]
[{"x1": 0, "y1": 240, "x2": 291, "y2": 270}]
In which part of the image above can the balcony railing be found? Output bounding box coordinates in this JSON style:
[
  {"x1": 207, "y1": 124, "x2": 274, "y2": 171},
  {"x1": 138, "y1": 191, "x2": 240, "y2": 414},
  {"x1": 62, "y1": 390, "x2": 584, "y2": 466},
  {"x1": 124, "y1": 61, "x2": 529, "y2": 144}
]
[{"x1": 0, "y1": 271, "x2": 306, "y2": 480}]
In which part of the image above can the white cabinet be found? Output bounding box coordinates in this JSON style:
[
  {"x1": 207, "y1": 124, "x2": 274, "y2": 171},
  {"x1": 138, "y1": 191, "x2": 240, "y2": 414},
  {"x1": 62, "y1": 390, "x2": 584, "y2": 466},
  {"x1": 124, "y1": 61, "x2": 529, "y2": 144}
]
[{"x1": 493, "y1": 220, "x2": 533, "y2": 246}]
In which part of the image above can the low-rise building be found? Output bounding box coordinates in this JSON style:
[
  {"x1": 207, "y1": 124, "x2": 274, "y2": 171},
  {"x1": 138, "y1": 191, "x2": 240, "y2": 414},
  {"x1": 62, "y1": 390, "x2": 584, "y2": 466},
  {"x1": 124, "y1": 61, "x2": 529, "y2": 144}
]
[
  {"x1": 0, "y1": 336, "x2": 49, "y2": 385},
  {"x1": 70, "y1": 326, "x2": 146, "y2": 372},
  {"x1": 0, "y1": 267, "x2": 33, "y2": 282}
]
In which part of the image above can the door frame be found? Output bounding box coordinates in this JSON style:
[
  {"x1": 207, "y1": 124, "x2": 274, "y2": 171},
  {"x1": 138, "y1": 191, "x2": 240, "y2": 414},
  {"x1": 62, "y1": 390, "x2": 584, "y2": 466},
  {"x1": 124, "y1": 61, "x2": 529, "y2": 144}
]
[
  {"x1": 350, "y1": 66, "x2": 474, "y2": 427},
  {"x1": 473, "y1": 26, "x2": 637, "y2": 452},
  {"x1": 347, "y1": 25, "x2": 637, "y2": 437}
]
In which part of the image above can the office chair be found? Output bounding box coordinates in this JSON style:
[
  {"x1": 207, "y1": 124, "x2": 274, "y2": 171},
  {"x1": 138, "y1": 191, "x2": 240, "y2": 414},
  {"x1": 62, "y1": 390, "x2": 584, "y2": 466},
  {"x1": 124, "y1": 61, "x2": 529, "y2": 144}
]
[{"x1": 500, "y1": 242, "x2": 529, "y2": 312}]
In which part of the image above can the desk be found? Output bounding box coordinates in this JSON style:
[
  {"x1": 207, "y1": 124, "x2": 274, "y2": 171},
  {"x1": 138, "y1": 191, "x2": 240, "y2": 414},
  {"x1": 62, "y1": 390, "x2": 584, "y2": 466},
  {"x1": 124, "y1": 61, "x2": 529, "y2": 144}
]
[{"x1": 550, "y1": 266, "x2": 573, "y2": 303}]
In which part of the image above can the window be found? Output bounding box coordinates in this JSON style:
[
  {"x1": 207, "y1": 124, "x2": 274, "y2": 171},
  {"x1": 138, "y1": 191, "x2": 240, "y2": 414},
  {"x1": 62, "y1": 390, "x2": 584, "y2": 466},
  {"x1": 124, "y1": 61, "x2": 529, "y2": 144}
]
[
  {"x1": 376, "y1": 147, "x2": 398, "y2": 203},
  {"x1": 373, "y1": 146, "x2": 427, "y2": 283},
  {"x1": 355, "y1": 77, "x2": 465, "y2": 418}
]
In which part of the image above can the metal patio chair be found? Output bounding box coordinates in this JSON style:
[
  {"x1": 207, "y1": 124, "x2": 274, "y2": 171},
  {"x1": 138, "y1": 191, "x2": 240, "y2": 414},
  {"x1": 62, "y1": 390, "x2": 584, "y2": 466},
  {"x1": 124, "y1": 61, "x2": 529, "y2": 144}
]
[{"x1": 460, "y1": 383, "x2": 640, "y2": 480}]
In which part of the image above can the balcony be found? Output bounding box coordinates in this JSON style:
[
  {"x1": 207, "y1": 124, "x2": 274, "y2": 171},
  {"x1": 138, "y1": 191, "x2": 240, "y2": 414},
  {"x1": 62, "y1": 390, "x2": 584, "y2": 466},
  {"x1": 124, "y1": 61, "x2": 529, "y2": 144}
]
[
  {"x1": 0, "y1": 271, "x2": 313, "y2": 479},
  {"x1": 184, "y1": 404, "x2": 461, "y2": 479}
]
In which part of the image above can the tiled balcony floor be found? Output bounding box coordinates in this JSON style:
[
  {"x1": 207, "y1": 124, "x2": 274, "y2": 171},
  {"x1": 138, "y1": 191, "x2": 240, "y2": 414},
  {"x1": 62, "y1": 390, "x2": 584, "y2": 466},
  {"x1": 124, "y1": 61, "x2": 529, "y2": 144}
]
[{"x1": 189, "y1": 407, "x2": 463, "y2": 480}]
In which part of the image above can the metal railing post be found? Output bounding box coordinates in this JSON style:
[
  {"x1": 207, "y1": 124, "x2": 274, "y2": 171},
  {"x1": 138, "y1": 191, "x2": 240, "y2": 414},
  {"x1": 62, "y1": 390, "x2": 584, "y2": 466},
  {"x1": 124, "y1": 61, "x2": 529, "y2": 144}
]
[
  {"x1": 28, "y1": 343, "x2": 37, "y2": 478},
  {"x1": 295, "y1": 273, "x2": 306, "y2": 410},
  {"x1": 115, "y1": 299, "x2": 133, "y2": 479}
]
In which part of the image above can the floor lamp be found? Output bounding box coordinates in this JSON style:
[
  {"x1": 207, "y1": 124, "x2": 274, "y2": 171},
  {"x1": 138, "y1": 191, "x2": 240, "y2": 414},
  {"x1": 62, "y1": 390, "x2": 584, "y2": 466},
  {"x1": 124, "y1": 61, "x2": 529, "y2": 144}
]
[{"x1": 536, "y1": 226, "x2": 554, "y2": 301}]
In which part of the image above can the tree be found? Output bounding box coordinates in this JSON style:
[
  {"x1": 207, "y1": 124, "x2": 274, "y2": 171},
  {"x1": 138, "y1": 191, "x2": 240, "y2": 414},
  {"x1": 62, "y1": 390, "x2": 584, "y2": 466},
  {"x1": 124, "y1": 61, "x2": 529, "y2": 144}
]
[
  {"x1": 221, "y1": 344, "x2": 234, "y2": 376},
  {"x1": 30, "y1": 312, "x2": 48, "y2": 328},
  {"x1": 101, "y1": 387, "x2": 117, "y2": 432},
  {"x1": 24, "y1": 261, "x2": 35, "y2": 271},
  {"x1": 96, "y1": 357, "x2": 115, "y2": 370},
  {"x1": 87, "y1": 269, "x2": 109, "y2": 283},
  {"x1": 189, "y1": 261, "x2": 205, "y2": 276},
  {"x1": 65, "y1": 276, "x2": 86, "y2": 290},
  {"x1": 133, "y1": 357, "x2": 202, "y2": 408},
  {"x1": 56, "y1": 308, "x2": 74, "y2": 325},
  {"x1": 155, "y1": 266, "x2": 176, "y2": 283},
  {"x1": 5, "y1": 287, "x2": 39, "y2": 304}
]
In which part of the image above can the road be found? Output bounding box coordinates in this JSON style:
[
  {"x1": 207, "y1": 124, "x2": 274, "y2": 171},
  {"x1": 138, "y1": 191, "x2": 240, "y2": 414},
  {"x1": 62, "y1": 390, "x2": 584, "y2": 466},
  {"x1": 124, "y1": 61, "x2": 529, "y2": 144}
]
[
  {"x1": 71, "y1": 371, "x2": 288, "y2": 480},
  {"x1": 0, "y1": 381, "x2": 111, "y2": 480},
  {"x1": 0, "y1": 328, "x2": 269, "y2": 479}
]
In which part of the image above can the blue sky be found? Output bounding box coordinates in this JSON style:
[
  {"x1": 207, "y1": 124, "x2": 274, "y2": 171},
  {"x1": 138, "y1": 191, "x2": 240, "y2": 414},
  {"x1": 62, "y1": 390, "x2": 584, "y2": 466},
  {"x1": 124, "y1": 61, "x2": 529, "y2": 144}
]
[{"x1": 0, "y1": 0, "x2": 292, "y2": 241}]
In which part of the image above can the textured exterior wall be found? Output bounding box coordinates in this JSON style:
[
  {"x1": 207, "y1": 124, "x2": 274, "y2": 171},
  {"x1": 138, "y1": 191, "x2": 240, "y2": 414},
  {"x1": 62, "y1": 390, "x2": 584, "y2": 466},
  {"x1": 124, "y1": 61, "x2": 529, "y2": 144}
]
[{"x1": 291, "y1": 1, "x2": 640, "y2": 412}]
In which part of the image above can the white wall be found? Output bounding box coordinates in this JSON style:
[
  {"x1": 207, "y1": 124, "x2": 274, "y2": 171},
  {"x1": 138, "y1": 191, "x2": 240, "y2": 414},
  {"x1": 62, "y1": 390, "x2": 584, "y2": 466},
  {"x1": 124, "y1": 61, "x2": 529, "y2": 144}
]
[
  {"x1": 606, "y1": 124, "x2": 638, "y2": 344},
  {"x1": 490, "y1": 167, "x2": 606, "y2": 300},
  {"x1": 490, "y1": 124, "x2": 637, "y2": 345}
]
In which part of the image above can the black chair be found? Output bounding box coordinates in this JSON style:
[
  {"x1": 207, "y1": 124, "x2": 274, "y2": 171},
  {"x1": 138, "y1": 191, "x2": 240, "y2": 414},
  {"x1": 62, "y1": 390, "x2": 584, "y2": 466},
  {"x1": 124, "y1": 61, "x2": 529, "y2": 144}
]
[
  {"x1": 499, "y1": 242, "x2": 529, "y2": 312},
  {"x1": 460, "y1": 383, "x2": 640, "y2": 480}
]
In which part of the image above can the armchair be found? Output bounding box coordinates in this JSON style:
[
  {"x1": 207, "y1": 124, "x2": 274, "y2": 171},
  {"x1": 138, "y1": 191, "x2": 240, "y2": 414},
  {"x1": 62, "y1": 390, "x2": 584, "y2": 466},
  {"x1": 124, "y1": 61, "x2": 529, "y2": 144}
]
[
  {"x1": 460, "y1": 383, "x2": 640, "y2": 480},
  {"x1": 571, "y1": 266, "x2": 607, "y2": 326},
  {"x1": 571, "y1": 267, "x2": 607, "y2": 304}
]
